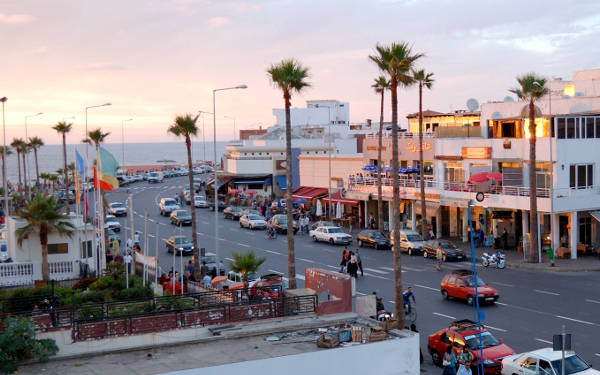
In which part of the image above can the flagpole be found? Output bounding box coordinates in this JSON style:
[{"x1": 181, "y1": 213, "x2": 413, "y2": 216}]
[{"x1": 96, "y1": 144, "x2": 107, "y2": 274}]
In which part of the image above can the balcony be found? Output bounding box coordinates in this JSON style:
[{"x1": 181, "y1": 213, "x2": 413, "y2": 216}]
[{"x1": 365, "y1": 132, "x2": 435, "y2": 139}]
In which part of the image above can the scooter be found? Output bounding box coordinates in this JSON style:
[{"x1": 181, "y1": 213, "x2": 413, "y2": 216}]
[{"x1": 482, "y1": 251, "x2": 506, "y2": 269}]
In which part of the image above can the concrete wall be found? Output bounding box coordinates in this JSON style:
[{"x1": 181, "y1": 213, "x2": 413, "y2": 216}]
[
  {"x1": 299, "y1": 154, "x2": 363, "y2": 189},
  {"x1": 305, "y1": 268, "x2": 351, "y2": 315}
]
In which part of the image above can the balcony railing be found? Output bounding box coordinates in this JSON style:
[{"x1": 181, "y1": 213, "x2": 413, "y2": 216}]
[{"x1": 365, "y1": 132, "x2": 435, "y2": 139}]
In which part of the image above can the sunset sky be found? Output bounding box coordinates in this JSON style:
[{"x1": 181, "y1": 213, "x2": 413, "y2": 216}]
[{"x1": 1, "y1": 0, "x2": 599, "y2": 144}]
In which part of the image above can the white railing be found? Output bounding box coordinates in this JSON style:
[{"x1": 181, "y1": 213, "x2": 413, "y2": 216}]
[
  {"x1": 365, "y1": 132, "x2": 435, "y2": 139},
  {"x1": 0, "y1": 263, "x2": 34, "y2": 286},
  {"x1": 48, "y1": 260, "x2": 76, "y2": 280}
]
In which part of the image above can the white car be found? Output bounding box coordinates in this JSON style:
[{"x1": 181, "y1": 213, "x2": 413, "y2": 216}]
[
  {"x1": 194, "y1": 196, "x2": 209, "y2": 208},
  {"x1": 159, "y1": 198, "x2": 180, "y2": 216},
  {"x1": 239, "y1": 214, "x2": 267, "y2": 230},
  {"x1": 309, "y1": 226, "x2": 352, "y2": 245},
  {"x1": 501, "y1": 348, "x2": 599, "y2": 375},
  {"x1": 104, "y1": 215, "x2": 121, "y2": 232},
  {"x1": 108, "y1": 202, "x2": 128, "y2": 216}
]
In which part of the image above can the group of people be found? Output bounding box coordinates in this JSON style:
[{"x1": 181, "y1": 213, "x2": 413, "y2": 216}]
[
  {"x1": 442, "y1": 344, "x2": 475, "y2": 375},
  {"x1": 298, "y1": 214, "x2": 310, "y2": 234},
  {"x1": 339, "y1": 248, "x2": 363, "y2": 277}
]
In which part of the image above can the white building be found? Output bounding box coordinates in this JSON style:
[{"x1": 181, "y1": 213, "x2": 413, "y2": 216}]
[{"x1": 272, "y1": 100, "x2": 350, "y2": 128}]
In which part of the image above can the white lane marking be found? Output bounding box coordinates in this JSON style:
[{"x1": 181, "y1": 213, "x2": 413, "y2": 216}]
[
  {"x1": 356, "y1": 291, "x2": 366, "y2": 296},
  {"x1": 535, "y1": 338, "x2": 552, "y2": 344},
  {"x1": 595, "y1": 353, "x2": 600, "y2": 358},
  {"x1": 295, "y1": 274, "x2": 305, "y2": 281},
  {"x1": 263, "y1": 249, "x2": 281, "y2": 255},
  {"x1": 148, "y1": 219, "x2": 155, "y2": 223},
  {"x1": 237, "y1": 243, "x2": 251, "y2": 248},
  {"x1": 555, "y1": 315, "x2": 595, "y2": 325},
  {"x1": 491, "y1": 281, "x2": 514, "y2": 287},
  {"x1": 363, "y1": 273, "x2": 391, "y2": 280},
  {"x1": 380, "y1": 267, "x2": 395, "y2": 272},
  {"x1": 402, "y1": 266, "x2": 425, "y2": 272},
  {"x1": 224, "y1": 257, "x2": 234, "y2": 262},
  {"x1": 201, "y1": 221, "x2": 210, "y2": 225},
  {"x1": 326, "y1": 265, "x2": 339, "y2": 270},
  {"x1": 297, "y1": 257, "x2": 315, "y2": 263},
  {"x1": 433, "y1": 312, "x2": 456, "y2": 320},
  {"x1": 268, "y1": 269, "x2": 283, "y2": 275},
  {"x1": 364, "y1": 267, "x2": 388, "y2": 274},
  {"x1": 485, "y1": 325, "x2": 507, "y2": 333},
  {"x1": 534, "y1": 289, "x2": 560, "y2": 296},
  {"x1": 388, "y1": 300, "x2": 395, "y2": 304},
  {"x1": 495, "y1": 302, "x2": 509, "y2": 306},
  {"x1": 415, "y1": 284, "x2": 439, "y2": 292},
  {"x1": 586, "y1": 299, "x2": 600, "y2": 304},
  {"x1": 161, "y1": 238, "x2": 167, "y2": 242},
  {"x1": 148, "y1": 234, "x2": 155, "y2": 238}
]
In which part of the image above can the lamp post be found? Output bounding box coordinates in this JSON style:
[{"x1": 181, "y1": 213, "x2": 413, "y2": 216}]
[
  {"x1": 212, "y1": 85, "x2": 247, "y2": 275},
  {"x1": 224, "y1": 115, "x2": 236, "y2": 141},
  {"x1": 1, "y1": 97, "x2": 7, "y2": 216},
  {"x1": 315, "y1": 104, "x2": 333, "y2": 217},
  {"x1": 121, "y1": 118, "x2": 133, "y2": 167},
  {"x1": 24, "y1": 112, "x2": 43, "y2": 192},
  {"x1": 198, "y1": 110, "x2": 213, "y2": 163}
]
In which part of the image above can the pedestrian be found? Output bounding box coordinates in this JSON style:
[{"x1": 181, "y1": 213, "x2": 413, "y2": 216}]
[
  {"x1": 339, "y1": 248, "x2": 349, "y2": 273},
  {"x1": 442, "y1": 344, "x2": 457, "y2": 375},
  {"x1": 502, "y1": 228, "x2": 508, "y2": 250},
  {"x1": 134, "y1": 231, "x2": 141, "y2": 247},
  {"x1": 126, "y1": 237, "x2": 133, "y2": 252},
  {"x1": 348, "y1": 251, "x2": 358, "y2": 278},
  {"x1": 409, "y1": 324, "x2": 424, "y2": 365},
  {"x1": 355, "y1": 248, "x2": 363, "y2": 276},
  {"x1": 436, "y1": 242, "x2": 443, "y2": 271},
  {"x1": 111, "y1": 238, "x2": 120, "y2": 255},
  {"x1": 203, "y1": 273, "x2": 212, "y2": 287},
  {"x1": 124, "y1": 250, "x2": 133, "y2": 275},
  {"x1": 429, "y1": 226, "x2": 435, "y2": 240},
  {"x1": 457, "y1": 346, "x2": 474, "y2": 374},
  {"x1": 457, "y1": 361, "x2": 472, "y2": 375},
  {"x1": 200, "y1": 261, "x2": 209, "y2": 277},
  {"x1": 368, "y1": 213, "x2": 376, "y2": 229},
  {"x1": 186, "y1": 260, "x2": 195, "y2": 276},
  {"x1": 477, "y1": 229, "x2": 484, "y2": 248},
  {"x1": 210, "y1": 266, "x2": 217, "y2": 279}
]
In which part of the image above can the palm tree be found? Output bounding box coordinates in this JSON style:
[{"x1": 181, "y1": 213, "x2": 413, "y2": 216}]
[
  {"x1": 67, "y1": 163, "x2": 75, "y2": 187},
  {"x1": 52, "y1": 121, "x2": 72, "y2": 214},
  {"x1": 413, "y1": 69, "x2": 435, "y2": 241},
  {"x1": 0, "y1": 146, "x2": 12, "y2": 200},
  {"x1": 39, "y1": 172, "x2": 50, "y2": 193},
  {"x1": 47, "y1": 174, "x2": 59, "y2": 193},
  {"x1": 28, "y1": 136, "x2": 44, "y2": 188},
  {"x1": 19, "y1": 142, "x2": 30, "y2": 195},
  {"x1": 228, "y1": 250, "x2": 266, "y2": 282},
  {"x1": 15, "y1": 193, "x2": 74, "y2": 281},
  {"x1": 267, "y1": 59, "x2": 311, "y2": 290},
  {"x1": 370, "y1": 42, "x2": 423, "y2": 328},
  {"x1": 167, "y1": 114, "x2": 200, "y2": 277},
  {"x1": 10, "y1": 138, "x2": 24, "y2": 190},
  {"x1": 372, "y1": 76, "x2": 390, "y2": 232},
  {"x1": 510, "y1": 73, "x2": 548, "y2": 263},
  {"x1": 84, "y1": 128, "x2": 110, "y2": 205}
]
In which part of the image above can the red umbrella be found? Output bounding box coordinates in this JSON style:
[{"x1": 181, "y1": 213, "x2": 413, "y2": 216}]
[
  {"x1": 487, "y1": 172, "x2": 502, "y2": 182},
  {"x1": 468, "y1": 172, "x2": 503, "y2": 184}
]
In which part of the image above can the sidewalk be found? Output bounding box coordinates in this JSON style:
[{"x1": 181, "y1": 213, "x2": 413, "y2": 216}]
[{"x1": 442, "y1": 238, "x2": 600, "y2": 272}]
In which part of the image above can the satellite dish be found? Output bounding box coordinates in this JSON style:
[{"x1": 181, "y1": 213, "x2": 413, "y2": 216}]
[
  {"x1": 466, "y1": 98, "x2": 479, "y2": 111},
  {"x1": 503, "y1": 96, "x2": 514, "y2": 102}
]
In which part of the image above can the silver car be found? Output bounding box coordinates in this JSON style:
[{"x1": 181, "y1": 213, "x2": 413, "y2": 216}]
[{"x1": 239, "y1": 214, "x2": 267, "y2": 230}]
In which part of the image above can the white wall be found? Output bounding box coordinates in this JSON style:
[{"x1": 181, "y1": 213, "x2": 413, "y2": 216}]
[
  {"x1": 299, "y1": 155, "x2": 364, "y2": 189},
  {"x1": 273, "y1": 100, "x2": 350, "y2": 127}
]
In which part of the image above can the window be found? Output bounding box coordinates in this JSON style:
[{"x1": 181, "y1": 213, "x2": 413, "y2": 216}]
[
  {"x1": 596, "y1": 118, "x2": 600, "y2": 138},
  {"x1": 539, "y1": 360, "x2": 553, "y2": 375},
  {"x1": 520, "y1": 357, "x2": 538, "y2": 371},
  {"x1": 48, "y1": 243, "x2": 68, "y2": 254},
  {"x1": 585, "y1": 118, "x2": 595, "y2": 138},
  {"x1": 579, "y1": 216, "x2": 592, "y2": 246},
  {"x1": 440, "y1": 333, "x2": 451, "y2": 344},
  {"x1": 81, "y1": 240, "x2": 92, "y2": 258},
  {"x1": 566, "y1": 118, "x2": 576, "y2": 138},
  {"x1": 557, "y1": 118, "x2": 566, "y2": 139},
  {"x1": 570, "y1": 164, "x2": 594, "y2": 189}
]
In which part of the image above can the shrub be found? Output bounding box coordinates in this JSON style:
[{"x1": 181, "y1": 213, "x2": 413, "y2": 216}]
[
  {"x1": 0, "y1": 317, "x2": 58, "y2": 374},
  {"x1": 53, "y1": 286, "x2": 75, "y2": 306},
  {"x1": 73, "y1": 290, "x2": 104, "y2": 305},
  {"x1": 75, "y1": 302, "x2": 104, "y2": 321},
  {"x1": 89, "y1": 276, "x2": 118, "y2": 291},
  {"x1": 72, "y1": 277, "x2": 97, "y2": 291},
  {"x1": 114, "y1": 286, "x2": 153, "y2": 301}
]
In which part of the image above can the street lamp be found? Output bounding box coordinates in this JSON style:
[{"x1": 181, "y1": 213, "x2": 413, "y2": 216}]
[
  {"x1": 212, "y1": 84, "x2": 247, "y2": 275},
  {"x1": 1, "y1": 97, "x2": 7, "y2": 216},
  {"x1": 315, "y1": 104, "x2": 333, "y2": 217},
  {"x1": 224, "y1": 115, "x2": 236, "y2": 141},
  {"x1": 24, "y1": 112, "x2": 43, "y2": 192},
  {"x1": 121, "y1": 118, "x2": 133, "y2": 167},
  {"x1": 198, "y1": 110, "x2": 214, "y2": 164}
]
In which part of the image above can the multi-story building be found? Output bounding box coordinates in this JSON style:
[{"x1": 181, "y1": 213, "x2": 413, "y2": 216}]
[{"x1": 406, "y1": 109, "x2": 481, "y2": 136}]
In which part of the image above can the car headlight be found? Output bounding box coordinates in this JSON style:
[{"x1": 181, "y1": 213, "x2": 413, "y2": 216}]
[{"x1": 483, "y1": 359, "x2": 496, "y2": 365}]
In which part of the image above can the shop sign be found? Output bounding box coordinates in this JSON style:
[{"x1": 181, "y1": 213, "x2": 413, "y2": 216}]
[
  {"x1": 366, "y1": 146, "x2": 386, "y2": 151},
  {"x1": 406, "y1": 141, "x2": 431, "y2": 153},
  {"x1": 461, "y1": 147, "x2": 491, "y2": 159},
  {"x1": 440, "y1": 197, "x2": 469, "y2": 207}
]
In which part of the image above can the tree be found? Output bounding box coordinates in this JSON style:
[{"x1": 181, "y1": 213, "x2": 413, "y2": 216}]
[
  {"x1": 10, "y1": 138, "x2": 24, "y2": 190},
  {"x1": 372, "y1": 76, "x2": 390, "y2": 232},
  {"x1": 47, "y1": 174, "x2": 59, "y2": 193},
  {"x1": 19, "y1": 142, "x2": 30, "y2": 195},
  {"x1": 0, "y1": 145, "x2": 12, "y2": 200},
  {"x1": 0, "y1": 316, "x2": 58, "y2": 374},
  {"x1": 39, "y1": 172, "x2": 50, "y2": 193},
  {"x1": 168, "y1": 114, "x2": 200, "y2": 278},
  {"x1": 28, "y1": 136, "x2": 44, "y2": 188},
  {"x1": 267, "y1": 59, "x2": 311, "y2": 290},
  {"x1": 15, "y1": 193, "x2": 74, "y2": 281},
  {"x1": 53, "y1": 121, "x2": 72, "y2": 214},
  {"x1": 510, "y1": 73, "x2": 548, "y2": 263},
  {"x1": 228, "y1": 250, "x2": 266, "y2": 282},
  {"x1": 412, "y1": 69, "x2": 435, "y2": 241},
  {"x1": 370, "y1": 42, "x2": 423, "y2": 328}
]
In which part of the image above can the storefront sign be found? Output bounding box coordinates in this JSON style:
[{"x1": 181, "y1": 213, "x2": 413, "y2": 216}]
[
  {"x1": 440, "y1": 198, "x2": 469, "y2": 207},
  {"x1": 366, "y1": 146, "x2": 386, "y2": 151},
  {"x1": 461, "y1": 147, "x2": 491, "y2": 159},
  {"x1": 414, "y1": 193, "x2": 440, "y2": 200},
  {"x1": 406, "y1": 142, "x2": 431, "y2": 153}
]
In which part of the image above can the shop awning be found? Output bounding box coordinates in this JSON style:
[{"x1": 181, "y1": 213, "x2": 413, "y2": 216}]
[
  {"x1": 274, "y1": 175, "x2": 287, "y2": 190},
  {"x1": 322, "y1": 191, "x2": 359, "y2": 207},
  {"x1": 591, "y1": 211, "x2": 600, "y2": 222},
  {"x1": 231, "y1": 177, "x2": 271, "y2": 186},
  {"x1": 292, "y1": 186, "x2": 328, "y2": 200}
]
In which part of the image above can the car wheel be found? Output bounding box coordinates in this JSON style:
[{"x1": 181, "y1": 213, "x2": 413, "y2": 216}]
[
  {"x1": 312, "y1": 235, "x2": 317, "y2": 242},
  {"x1": 408, "y1": 248, "x2": 413, "y2": 256},
  {"x1": 423, "y1": 251, "x2": 428, "y2": 258},
  {"x1": 442, "y1": 290, "x2": 449, "y2": 300},
  {"x1": 329, "y1": 238, "x2": 334, "y2": 245},
  {"x1": 431, "y1": 351, "x2": 442, "y2": 367},
  {"x1": 358, "y1": 240, "x2": 363, "y2": 247},
  {"x1": 467, "y1": 295, "x2": 474, "y2": 305},
  {"x1": 375, "y1": 243, "x2": 379, "y2": 250},
  {"x1": 240, "y1": 222, "x2": 243, "y2": 228}
]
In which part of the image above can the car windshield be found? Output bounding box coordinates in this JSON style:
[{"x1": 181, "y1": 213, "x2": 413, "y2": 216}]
[
  {"x1": 372, "y1": 232, "x2": 385, "y2": 239},
  {"x1": 248, "y1": 215, "x2": 264, "y2": 220},
  {"x1": 328, "y1": 227, "x2": 342, "y2": 233},
  {"x1": 202, "y1": 256, "x2": 217, "y2": 263},
  {"x1": 164, "y1": 199, "x2": 176, "y2": 205},
  {"x1": 195, "y1": 197, "x2": 206, "y2": 201},
  {"x1": 106, "y1": 217, "x2": 117, "y2": 223},
  {"x1": 173, "y1": 237, "x2": 189, "y2": 245},
  {"x1": 464, "y1": 277, "x2": 486, "y2": 287},
  {"x1": 111, "y1": 203, "x2": 124, "y2": 208},
  {"x1": 178, "y1": 211, "x2": 191, "y2": 218},
  {"x1": 150, "y1": 172, "x2": 158, "y2": 177},
  {"x1": 276, "y1": 217, "x2": 287, "y2": 223},
  {"x1": 247, "y1": 273, "x2": 259, "y2": 281},
  {"x1": 463, "y1": 331, "x2": 500, "y2": 350},
  {"x1": 551, "y1": 355, "x2": 590, "y2": 375},
  {"x1": 406, "y1": 234, "x2": 423, "y2": 242}
]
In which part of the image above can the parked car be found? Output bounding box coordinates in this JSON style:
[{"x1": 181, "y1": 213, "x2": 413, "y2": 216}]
[
  {"x1": 55, "y1": 189, "x2": 75, "y2": 204},
  {"x1": 310, "y1": 226, "x2": 353, "y2": 245},
  {"x1": 440, "y1": 269, "x2": 499, "y2": 305},
  {"x1": 311, "y1": 221, "x2": 335, "y2": 231},
  {"x1": 223, "y1": 206, "x2": 244, "y2": 220},
  {"x1": 0, "y1": 240, "x2": 11, "y2": 263},
  {"x1": 194, "y1": 196, "x2": 209, "y2": 208},
  {"x1": 132, "y1": 174, "x2": 143, "y2": 182},
  {"x1": 239, "y1": 214, "x2": 267, "y2": 230},
  {"x1": 108, "y1": 202, "x2": 128, "y2": 216},
  {"x1": 270, "y1": 214, "x2": 298, "y2": 234},
  {"x1": 501, "y1": 348, "x2": 599, "y2": 375},
  {"x1": 209, "y1": 200, "x2": 227, "y2": 211},
  {"x1": 104, "y1": 215, "x2": 121, "y2": 232},
  {"x1": 147, "y1": 171, "x2": 164, "y2": 183},
  {"x1": 107, "y1": 228, "x2": 121, "y2": 244},
  {"x1": 159, "y1": 198, "x2": 180, "y2": 216},
  {"x1": 241, "y1": 208, "x2": 261, "y2": 217},
  {"x1": 165, "y1": 235, "x2": 194, "y2": 255},
  {"x1": 182, "y1": 189, "x2": 191, "y2": 205},
  {"x1": 423, "y1": 240, "x2": 466, "y2": 261},
  {"x1": 356, "y1": 230, "x2": 390, "y2": 250},
  {"x1": 170, "y1": 209, "x2": 192, "y2": 226},
  {"x1": 428, "y1": 319, "x2": 514, "y2": 374},
  {"x1": 390, "y1": 230, "x2": 425, "y2": 255}
]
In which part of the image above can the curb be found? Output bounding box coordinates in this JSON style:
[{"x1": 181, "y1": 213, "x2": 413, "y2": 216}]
[{"x1": 507, "y1": 263, "x2": 600, "y2": 273}]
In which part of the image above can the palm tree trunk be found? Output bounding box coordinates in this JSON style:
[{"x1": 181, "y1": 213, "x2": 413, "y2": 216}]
[
  {"x1": 377, "y1": 90, "x2": 384, "y2": 232},
  {"x1": 40, "y1": 229, "x2": 49, "y2": 281},
  {"x1": 34, "y1": 148, "x2": 40, "y2": 188},
  {"x1": 528, "y1": 101, "x2": 539, "y2": 262},
  {"x1": 186, "y1": 136, "x2": 200, "y2": 279},
  {"x1": 16, "y1": 150, "x2": 21, "y2": 190},
  {"x1": 1, "y1": 154, "x2": 5, "y2": 198},
  {"x1": 418, "y1": 83, "x2": 427, "y2": 240},
  {"x1": 62, "y1": 134, "x2": 70, "y2": 214},
  {"x1": 390, "y1": 82, "x2": 404, "y2": 328},
  {"x1": 22, "y1": 152, "x2": 28, "y2": 195},
  {"x1": 284, "y1": 92, "x2": 297, "y2": 290}
]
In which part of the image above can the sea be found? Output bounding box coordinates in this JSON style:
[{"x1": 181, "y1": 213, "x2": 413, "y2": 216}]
[{"x1": 2, "y1": 141, "x2": 229, "y2": 183}]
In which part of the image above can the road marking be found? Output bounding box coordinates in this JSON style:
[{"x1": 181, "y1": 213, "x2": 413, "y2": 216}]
[
  {"x1": 485, "y1": 325, "x2": 507, "y2": 333},
  {"x1": 535, "y1": 338, "x2": 552, "y2": 344},
  {"x1": 326, "y1": 265, "x2": 339, "y2": 270},
  {"x1": 534, "y1": 289, "x2": 560, "y2": 296},
  {"x1": 356, "y1": 291, "x2": 366, "y2": 296},
  {"x1": 388, "y1": 300, "x2": 395, "y2": 304},
  {"x1": 295, "y1": 274, "x2": 305, "y2": 281},
  {"x1": 364, "y1": 267, "x2": 388, "y2": 274},
  {"x1": 161, "y1": 238, "x2": 167, "y2": 242},
  {"x1": 297, "y1": 257, "x2": 314, "y2": 263},
  {"x1": 490, "y1": 281, "x2": 514, "y2": 287},
  {"x1": 148, "y1": 234, "x2": 155, "y2": 238},
  {"x1": 148, "y1": 219, "x2": 155, "y2": 223},
  {"x1": 224, "y1": 257, "x2": 234, "y2": 262},
  {"x1": 237, "y1": 243, "x2": 251, "y2": 248},
  {"x1": 263, "y1": 249, "x2": 280, "y2": 255},
  {"x1": 595, "y1": 353, "x2": 600, "y2": 358},
  {"x1": 586, "y1": 299, "x2": 600, "y2": 304},
  {"x1": 433, "y1": 312, "x2": 456, "y2": 320},
  {"x1": 380, "y1": 267, "x2": 395, "y2": 272},
  {"x1": 363, "y1": 273, "x2": 390, "y2": 280},
  {"x1": 495, "y1": 302, "x2": 509, "y2": 306},
  {"x1": 555, "y1": 315, "x2": 594, "y2": 325},
  {"x1": 268, "y1": 269, "x2": 283, "y2": 275},
  {"x1": 415, "y1": 284, "x2": 439, "y2": 292}
]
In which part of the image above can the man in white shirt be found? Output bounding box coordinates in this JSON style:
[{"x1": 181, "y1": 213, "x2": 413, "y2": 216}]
[{"x1": 124, "y1": 250, "x2": 133, "y2": 275}]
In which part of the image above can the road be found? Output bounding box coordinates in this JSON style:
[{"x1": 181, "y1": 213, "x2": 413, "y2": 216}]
[{"x1": 105, "y1": 175, "x2": 600, "y2": 372}]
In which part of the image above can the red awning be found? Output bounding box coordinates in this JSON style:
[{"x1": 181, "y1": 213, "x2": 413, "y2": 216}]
[
  {"x1": 322, "y1": 191, "x2": 359, "y2": 207},
  {"x1": 292, "y1": 186, "x2": 329, "y2": 200}
]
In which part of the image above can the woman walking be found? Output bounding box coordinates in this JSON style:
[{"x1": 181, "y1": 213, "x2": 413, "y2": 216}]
[
  {"x1": 442, "y1": 345, "x2": 456, "y2": 375},
  {"x1": 339, "y1": 248, "x2": 349, "y2": 273},
  {"x1": 348, "y1": 251, "x2": 358, "y2": 278}
]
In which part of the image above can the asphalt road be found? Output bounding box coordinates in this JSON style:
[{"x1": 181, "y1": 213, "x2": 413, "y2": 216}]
[{"x1": 105, "y1": 175, "x2": 600, "y2": 372}]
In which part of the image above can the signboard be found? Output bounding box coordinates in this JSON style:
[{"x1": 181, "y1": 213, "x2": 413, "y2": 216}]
[
  {"x1": 366, "y1": 146, "x2": 386, "y2": 151},
  {"x1": 406, "y1": 141, "x2": 431, "y2": 153},
  {"x1": 462, "y1": 147, "x2": 491, "y2": 159}
]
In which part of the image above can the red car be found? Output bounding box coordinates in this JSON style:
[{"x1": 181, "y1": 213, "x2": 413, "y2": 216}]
[
  {"x1": 427, "y1": 319, "x2": 515, "y2": 374},
  {"x1": 440, "y1": 270, "x2": 499, "y2": 305}
]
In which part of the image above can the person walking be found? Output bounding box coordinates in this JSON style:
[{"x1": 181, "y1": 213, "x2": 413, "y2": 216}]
[
  {"x1": 200, "y1": 261, "x2": 209, "y2": 277},
  {"x1": 348, "y1": 251, "x2": 358, "y2": 278},
  {"x1": 502, "y1": 228, "x2": 509, "y2": 250},
  {"x1": 368, "y1": 213, "x2": 376, "y2": 229},
  {"x1": 442, "y1": 344, "x2": 457, "y2": 375},
  {"x1": 124, "y1": 250, "x2": 132, "y2": 275},
  {"x1": 436, "y1": 242, "x2": 444, "y2": 271},
  {"x1": 355, "y1": 248, "x2": 364, "y2": 276},
  {"x1": 339, "y1": 248, "x2": 349, "y2": 273},
  {"x1": 186, "y1": 260, "x2": 195, "y2": 276}
]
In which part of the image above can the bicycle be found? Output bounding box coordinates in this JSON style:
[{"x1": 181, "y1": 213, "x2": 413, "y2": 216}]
[
  {"x1": 404, "y1": 302, "x2": 417, "y2": 322},
  {"x1": 265, "y1": 230, "x2": 277, "y2": 240}
]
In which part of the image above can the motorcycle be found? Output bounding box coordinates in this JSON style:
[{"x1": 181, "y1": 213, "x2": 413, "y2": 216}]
[
  {"x1": 376, "y1": 310, "x2": 394, "y2": 321},
  {"x1": 482, "y1": 251, "x2": 506, "y2": 269}
]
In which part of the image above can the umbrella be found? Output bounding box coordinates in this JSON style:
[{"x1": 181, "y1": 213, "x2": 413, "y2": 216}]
[
  {"x1": 468, "y1": 172, "x2": 502, "y2": 184},
  {"x1": 316, "y1": 199, "x2": 323, "y2": 217},
  {"x1": 362, "y1": 165, "x2": 377, "y2": 171},
  {"x1": 336, "y1": 201, "x2": 342, "y2": 219},
  {"x1": 293, "y1": 197, "x2": 308, "y2": 205},
  {"x1": 210, "y1": 275, "x2": 227, "y2": 286}
]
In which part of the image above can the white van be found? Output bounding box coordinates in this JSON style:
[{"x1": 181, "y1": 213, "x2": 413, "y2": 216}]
[
  {"x1": 390, "y1": 230, "x2": 425, "y2": 255},
  {"x1": 148, "y1": 171, "x2": 164, "y2": 183}
]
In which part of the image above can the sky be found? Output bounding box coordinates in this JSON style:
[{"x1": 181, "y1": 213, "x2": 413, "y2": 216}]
[{"x1": 1, "y1": 0, "x2": 599, "y2": 145}]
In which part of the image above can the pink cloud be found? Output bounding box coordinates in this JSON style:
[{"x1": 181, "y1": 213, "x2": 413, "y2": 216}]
[
  {"x1": 0, "y1": 13, "x2": 34, "y2": 24},
  {"x1": 208, "y1": 16, "x2": 231, "y2": 27}
]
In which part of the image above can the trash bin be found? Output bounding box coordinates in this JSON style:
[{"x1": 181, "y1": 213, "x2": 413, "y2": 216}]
[{"x1": 546, "y1": 248, "x2": 554, "y2": 260}]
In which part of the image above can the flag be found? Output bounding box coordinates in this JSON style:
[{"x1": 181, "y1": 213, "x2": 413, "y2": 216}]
[
  {"x1": 94, "y1": 146, "x2": 119, "y2": 191},
  {"x1": 75, "y1": 171, "x2": 81, "y2": 205},
  {"x1": 93, "y1": 166, "x2": 116, "y2": 191},
  {"x1": 75, "y1": 150, "x2": 86, "y2": 178}
]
